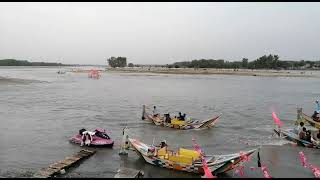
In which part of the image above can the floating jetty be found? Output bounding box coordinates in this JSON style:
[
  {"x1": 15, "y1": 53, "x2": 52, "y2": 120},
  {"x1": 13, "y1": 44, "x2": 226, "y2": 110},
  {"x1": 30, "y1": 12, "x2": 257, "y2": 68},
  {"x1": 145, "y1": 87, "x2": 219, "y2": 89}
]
[
  {"x1": 33, "y1": 149, "x2": 96, "y2": 178},
  {"x1": 114, "y1": 167, "x2": 144, "y2": 178}
]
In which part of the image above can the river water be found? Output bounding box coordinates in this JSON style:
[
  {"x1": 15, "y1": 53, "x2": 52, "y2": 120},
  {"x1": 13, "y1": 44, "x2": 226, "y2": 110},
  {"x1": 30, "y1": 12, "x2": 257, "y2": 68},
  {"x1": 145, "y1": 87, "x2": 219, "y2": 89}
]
[{"x1": 0, "y1": 67, "x2": 319, "y2": 178}]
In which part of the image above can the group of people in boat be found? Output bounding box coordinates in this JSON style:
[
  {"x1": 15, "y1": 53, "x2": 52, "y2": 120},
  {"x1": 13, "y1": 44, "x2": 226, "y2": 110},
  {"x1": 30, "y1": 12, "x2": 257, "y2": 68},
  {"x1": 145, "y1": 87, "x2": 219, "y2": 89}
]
[
  {"x1": 294, "y1": 122, "x2": 320, "y2": 146},
  {"x1": 152, "y1": 106, "x2": 187, "y2": 123}
]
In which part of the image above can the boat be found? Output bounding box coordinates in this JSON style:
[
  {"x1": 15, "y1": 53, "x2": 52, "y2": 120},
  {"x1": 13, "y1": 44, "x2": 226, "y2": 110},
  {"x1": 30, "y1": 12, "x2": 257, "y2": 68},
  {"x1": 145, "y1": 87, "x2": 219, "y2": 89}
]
[
  {"x1": 296, "y1": 108, "x2": 320, "y2": 129},
  {"x1": 141, "y1": 105, "x2": 221, "y2": 130},
  {"x1": 273, "y1": 128, "x2": 319, "y2": 148},
  {"x1": 88, "y1": 69, "x2": 101, "y2": 79},
  {"x1": 125, "y1": 137, "x2": 257, "y2": 176},
  {"x1": 69, "y1": 128, "x2": 114, "y2": 147},
  {"x1": 57, "y1": 70, "x2": 66, "y2": 74}
]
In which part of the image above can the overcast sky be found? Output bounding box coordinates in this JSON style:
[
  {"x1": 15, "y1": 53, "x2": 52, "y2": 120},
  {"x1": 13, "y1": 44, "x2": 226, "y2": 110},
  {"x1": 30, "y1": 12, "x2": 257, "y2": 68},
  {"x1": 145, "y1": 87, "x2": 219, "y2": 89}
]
[{"x1": 0, "y1": 2, "x2": 320, "y2": 65}]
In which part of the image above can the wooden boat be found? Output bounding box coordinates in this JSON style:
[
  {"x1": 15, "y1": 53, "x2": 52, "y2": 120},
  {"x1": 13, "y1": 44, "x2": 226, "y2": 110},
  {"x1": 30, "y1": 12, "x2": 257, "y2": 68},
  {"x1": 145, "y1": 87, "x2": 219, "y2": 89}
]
[
  {"x1": 126, "y1": 137, "x2": 257, "y2": 176},
  {"x1": 141, "y1": 105, "x2": 221, "y2": 130},
  {"x1": 273, "y1": 128, "x2": 319, "y2": 148},
  {"x1": 296, "y1": 108, "x2": 320, "y2": 129}
]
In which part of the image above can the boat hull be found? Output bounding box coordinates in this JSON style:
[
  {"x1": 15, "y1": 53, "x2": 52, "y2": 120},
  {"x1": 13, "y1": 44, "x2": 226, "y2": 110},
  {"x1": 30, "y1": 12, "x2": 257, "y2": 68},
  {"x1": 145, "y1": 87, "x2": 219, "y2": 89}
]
[
  {"x1": 69, "y1": 134, "x2": 114, "y2": 147},
  {"x1": 127, "y1": 138, "x2": 256, "y2": 175},
  {"x1": 273, "y1": 129, "x2": 316, "y2": 148}
]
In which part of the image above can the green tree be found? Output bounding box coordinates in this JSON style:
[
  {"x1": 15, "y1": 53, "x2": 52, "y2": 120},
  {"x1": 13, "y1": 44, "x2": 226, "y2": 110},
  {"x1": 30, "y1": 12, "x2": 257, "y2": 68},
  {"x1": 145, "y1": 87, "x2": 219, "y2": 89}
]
[
  {"x1": 242, "y1": 58, "x2": 248, "y2": 68},
  {"x1": 128, "y1": 63, "x2": 134, "y2": 67},
  {"x1": 107, "y1": 56, "x2": 127, "y2": 68}
]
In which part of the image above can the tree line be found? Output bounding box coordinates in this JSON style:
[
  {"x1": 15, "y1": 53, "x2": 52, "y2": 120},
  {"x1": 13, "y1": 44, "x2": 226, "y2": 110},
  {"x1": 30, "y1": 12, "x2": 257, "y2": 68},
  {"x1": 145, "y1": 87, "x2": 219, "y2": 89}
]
[
  {"x1": 171, "y1": 54, "x2": 320, "y2": 70},
  {"x1": 0, "y1": 59, "x2": 65, "y2": 66},
  {"x1": 107, "y1": 55, "x2": 320, "y2": 70}
]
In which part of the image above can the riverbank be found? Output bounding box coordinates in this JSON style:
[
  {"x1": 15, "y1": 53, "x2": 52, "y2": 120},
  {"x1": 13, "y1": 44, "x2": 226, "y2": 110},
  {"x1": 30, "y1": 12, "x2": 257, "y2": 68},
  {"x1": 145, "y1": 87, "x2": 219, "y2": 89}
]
[{"x1": 106, "y1": 67, "x2": 318, "y2": 78}]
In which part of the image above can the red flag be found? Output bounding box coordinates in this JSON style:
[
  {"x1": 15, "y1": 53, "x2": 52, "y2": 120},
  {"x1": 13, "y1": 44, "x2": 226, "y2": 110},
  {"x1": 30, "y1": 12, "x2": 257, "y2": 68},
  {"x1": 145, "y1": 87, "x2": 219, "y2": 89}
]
[{"x1": 272, "y1": 112, "x2": 284, "y2": 127}]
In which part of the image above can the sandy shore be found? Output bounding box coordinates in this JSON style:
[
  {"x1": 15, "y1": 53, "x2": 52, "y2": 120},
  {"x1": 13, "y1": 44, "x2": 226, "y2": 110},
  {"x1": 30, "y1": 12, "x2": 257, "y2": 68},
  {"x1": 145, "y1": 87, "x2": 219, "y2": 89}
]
[{"x1": 105, "y1": 67, "x2": 319, "y2": 78}]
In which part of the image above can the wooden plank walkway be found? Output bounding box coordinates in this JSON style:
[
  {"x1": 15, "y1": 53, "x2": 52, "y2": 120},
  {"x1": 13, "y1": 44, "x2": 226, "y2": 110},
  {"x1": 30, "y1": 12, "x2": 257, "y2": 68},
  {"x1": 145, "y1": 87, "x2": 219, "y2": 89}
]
[
  {"x1": 114, "y1": 167, "x2": 144, "y2": 178},
  {"x1": 33, "y1": 149, "x2": 96, "y2": 178}
]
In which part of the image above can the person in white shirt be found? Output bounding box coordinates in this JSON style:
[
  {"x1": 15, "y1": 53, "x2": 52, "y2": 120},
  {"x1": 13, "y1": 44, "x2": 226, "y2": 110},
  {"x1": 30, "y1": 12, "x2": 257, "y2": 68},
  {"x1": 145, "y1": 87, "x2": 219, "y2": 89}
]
[
  {"x1": 152, "y1": 106, "x2": 159, "y2": 117},
  {"x1": 293, "y1": 122, "x2": 304, "y2": 134},
  {"x1": 81, "y1": 130, "x2": 95, "y2": 146}
]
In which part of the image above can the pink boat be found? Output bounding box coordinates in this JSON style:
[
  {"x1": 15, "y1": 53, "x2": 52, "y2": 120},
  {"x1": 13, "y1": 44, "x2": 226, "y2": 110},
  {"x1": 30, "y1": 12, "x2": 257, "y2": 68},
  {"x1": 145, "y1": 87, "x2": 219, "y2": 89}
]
[{"x1": 69, "y1": 128, "x2": 114, "y2": 147}]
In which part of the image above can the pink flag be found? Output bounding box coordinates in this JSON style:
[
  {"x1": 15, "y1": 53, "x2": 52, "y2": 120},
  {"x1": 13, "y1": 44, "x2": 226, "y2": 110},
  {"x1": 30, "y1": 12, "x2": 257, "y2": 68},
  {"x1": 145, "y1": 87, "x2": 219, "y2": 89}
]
[
  {"x1": 299, "y1": 151, "x2": 308, "y2": 168},
  {"x1": 192, "y1": 138, "x2": 217, "y2": 178},
  {"x1": 272, "y1": 112, "x2": 284, "y2": 127},
  {"x1": 310, "y1": 165, "x2": 320, "y2": 178},
  {"x1": 261, "y1": 165, "x2": 272, "y2": 178}
]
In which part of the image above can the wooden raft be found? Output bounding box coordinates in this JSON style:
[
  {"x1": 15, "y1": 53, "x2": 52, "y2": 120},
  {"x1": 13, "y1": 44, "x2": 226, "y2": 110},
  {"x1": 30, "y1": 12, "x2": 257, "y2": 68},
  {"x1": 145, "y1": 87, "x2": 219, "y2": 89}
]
[
  {"x1": 33, "y1": 149, "x2": 96, "y2": 178},
  {"x1": 114, "y1": 167, "x2": 144, "y2": 178}
]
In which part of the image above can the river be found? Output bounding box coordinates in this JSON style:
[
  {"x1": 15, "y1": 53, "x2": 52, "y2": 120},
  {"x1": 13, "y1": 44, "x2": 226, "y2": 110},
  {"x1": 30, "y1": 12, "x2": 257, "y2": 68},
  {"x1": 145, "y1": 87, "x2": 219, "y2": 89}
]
[{"x1": 0, "y1": 66, "x2": 319, "y2": 178}]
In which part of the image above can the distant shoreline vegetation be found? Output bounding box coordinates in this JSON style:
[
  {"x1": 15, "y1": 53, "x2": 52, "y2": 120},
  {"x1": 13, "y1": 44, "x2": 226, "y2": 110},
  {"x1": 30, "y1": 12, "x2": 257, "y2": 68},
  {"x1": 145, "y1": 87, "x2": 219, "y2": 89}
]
[
  {"x1": 0, "y1": 59, "x2": 103, "y2": 66},
  {"x1": 0, "y1": 59, "x2": 66, "y2": 66},
  {"x1": 169, "y1": 54, "x2": 320, "y2": 70},
  {"x1": 107, "y1": 54, "x2": 320, "y2": 70}
]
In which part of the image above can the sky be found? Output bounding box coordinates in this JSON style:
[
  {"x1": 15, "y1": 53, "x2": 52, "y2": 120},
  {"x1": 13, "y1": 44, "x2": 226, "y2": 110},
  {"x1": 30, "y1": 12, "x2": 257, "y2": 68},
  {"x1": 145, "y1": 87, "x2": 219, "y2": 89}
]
[{"x1": 0, "y1": 2, "x2": 320, "y2": 65}]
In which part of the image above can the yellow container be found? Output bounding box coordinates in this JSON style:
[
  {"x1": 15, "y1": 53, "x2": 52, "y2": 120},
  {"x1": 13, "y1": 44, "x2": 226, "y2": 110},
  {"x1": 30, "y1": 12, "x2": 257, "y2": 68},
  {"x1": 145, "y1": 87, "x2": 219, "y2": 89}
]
[
  {"x1": 168, "y1": 155, "x2": 193, "y2": 165},
  {"x1": 171, "y1": 119, "x2": 186, "y2": 125},
  {"x1": 178, "y1": 148, "x2": 200, "y2": 160}
]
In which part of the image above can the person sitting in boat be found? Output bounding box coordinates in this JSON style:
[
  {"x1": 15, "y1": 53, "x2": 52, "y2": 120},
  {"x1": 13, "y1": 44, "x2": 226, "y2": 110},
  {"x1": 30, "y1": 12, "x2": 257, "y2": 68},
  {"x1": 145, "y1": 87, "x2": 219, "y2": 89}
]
[
  {"x1": 293, "y1": 122, "x2": 305, "y2": 134},
  {"x1": 305, "y1": 130, "x2": 312, "y2": 142},
  {"x1": 147, "y1": 146, "x2": 156, "y2": 157},
  {"x1": 299, "y1": 127, "x2": 307, "y2": 140},
  {"x1": 94, "y1": 128, "x2": 110, "y2": 139},
  {"x1": 153, "y1": 106, "x2": 159, "y2": 117},
  {"x1": 159, "y1": 140, "x2": 167, "y2": 148},
  {"x1": 164, "y1": 113, "x2": 171, "y2": 123},
  {"x1": 81, "y1": 130, "x2": 95, "y2": 146},
  {"x1": 312, "y1": 110, "x2": 320, "y2": 122},
  {"x1": 177, "y1": 112, "x2": 186, "y2": 121}
]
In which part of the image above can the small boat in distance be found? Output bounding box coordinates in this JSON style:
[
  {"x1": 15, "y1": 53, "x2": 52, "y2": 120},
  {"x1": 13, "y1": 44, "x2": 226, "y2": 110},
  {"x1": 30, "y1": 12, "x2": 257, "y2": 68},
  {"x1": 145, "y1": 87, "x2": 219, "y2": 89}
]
[
  {"x1": 142, "y1": 105, "x2": 221, "y2": 130},
  {"x1": 88, "y1": 69, "x2": 101, "y2": 79}
]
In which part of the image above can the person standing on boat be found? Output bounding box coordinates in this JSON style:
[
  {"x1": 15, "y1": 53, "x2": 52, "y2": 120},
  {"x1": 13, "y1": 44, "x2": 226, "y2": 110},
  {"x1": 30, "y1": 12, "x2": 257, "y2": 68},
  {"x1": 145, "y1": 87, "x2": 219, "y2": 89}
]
[
  {"x1": 294, "y1": 122, "x2": 305, "y2": 134},
  {"x1": 153, "y1": 106, "x2": 159, "y2": 117},
  {"x1": 316, "y1": 100, "x2": 320, "y2": 112}
]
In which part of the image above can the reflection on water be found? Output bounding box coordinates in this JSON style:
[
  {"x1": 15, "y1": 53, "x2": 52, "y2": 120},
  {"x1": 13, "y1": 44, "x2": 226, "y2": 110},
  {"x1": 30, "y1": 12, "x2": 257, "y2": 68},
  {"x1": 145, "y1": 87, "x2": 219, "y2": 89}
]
[{"x1": 0, "y1": 67, "x2": 319, "y2": 178}]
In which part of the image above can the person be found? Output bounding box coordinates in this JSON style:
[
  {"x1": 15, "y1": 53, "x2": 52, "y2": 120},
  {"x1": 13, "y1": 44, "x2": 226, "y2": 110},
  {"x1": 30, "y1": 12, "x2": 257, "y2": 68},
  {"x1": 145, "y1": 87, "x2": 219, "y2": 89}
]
[
  {"x1": 299, "y1": 127, "x2": 307, "y2": 140},
  {"x1": 147, "y1": 146, "x2": 155, "y2": 157},
  {"x1": 182, "y1": 113, "x2": 186, "y2": 121},
  {"x1": 316, "y1": 100, "x2": 320, "y2": 112},
  {"x1": 311, "y1": 130, "x2": 320, "y2": 146},
  {"x1": 81, "y1": 130, "x2": 95, "y2": 146},
  {"x1": 312, "y1": 111, "x2": 320, "y2": 122},
  {"x1": 153, "y1": 106, "x2": 159, "y2": 117},
  {"x1": 293, "y1": 122, "x2": 304, "y2": 134},
  {"x1": 164, "y1": 113, "x2": 171, "y2": 123},
  {"x1": 305, "y1": 130, "x2": 312, "y2": 142},
  {"x1": 178, "y1": 112, "x2": 185, "y2": 120},
  {"x1": 94, "y1": 129, "x2": 110, "y2": 139},
  {"x1": 159, "y1": 140, "x2": 167, "y2": 148}
]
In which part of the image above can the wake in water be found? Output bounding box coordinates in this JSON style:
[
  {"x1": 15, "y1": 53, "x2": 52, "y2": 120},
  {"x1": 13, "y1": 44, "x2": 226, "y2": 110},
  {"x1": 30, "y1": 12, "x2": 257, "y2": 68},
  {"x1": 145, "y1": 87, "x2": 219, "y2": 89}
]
[{"x1": 0, "y1": 76, "x2": 46, "y2": 85}]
